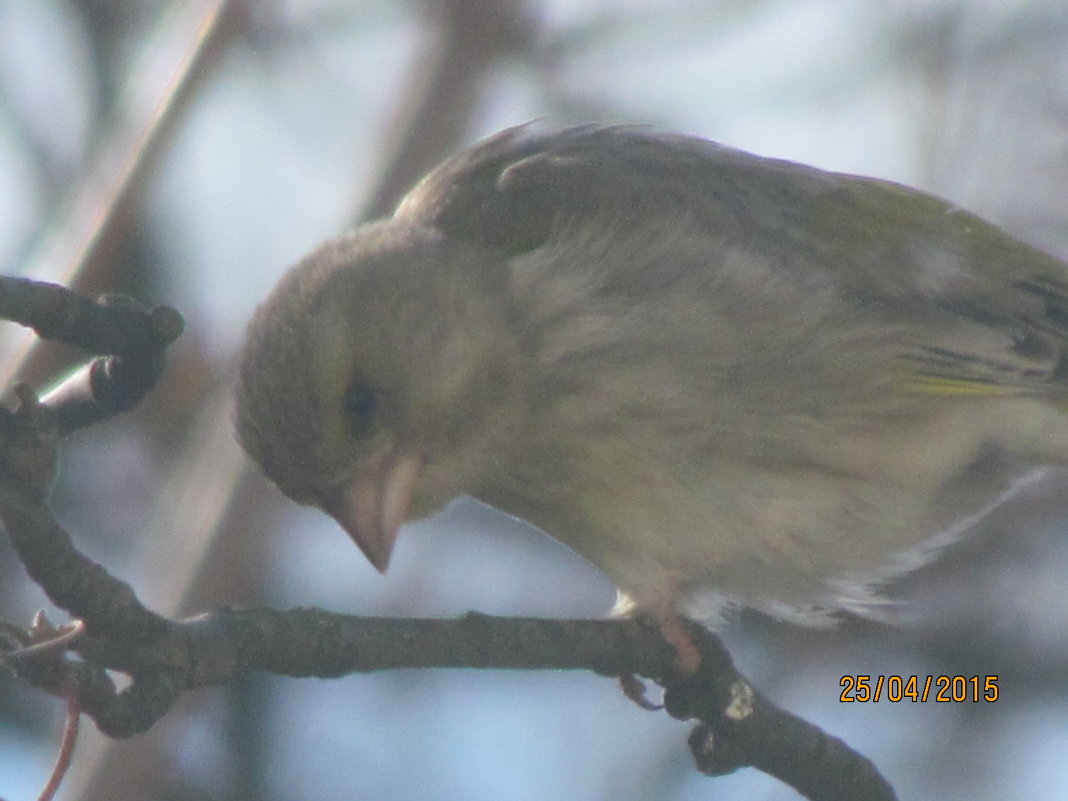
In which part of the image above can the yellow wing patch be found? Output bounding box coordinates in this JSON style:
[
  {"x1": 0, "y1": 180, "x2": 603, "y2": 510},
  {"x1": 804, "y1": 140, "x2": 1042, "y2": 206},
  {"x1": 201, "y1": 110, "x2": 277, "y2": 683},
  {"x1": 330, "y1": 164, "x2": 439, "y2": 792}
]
[{"x1": 900, "y1": 375, "x2": 1021, "y2": 397}]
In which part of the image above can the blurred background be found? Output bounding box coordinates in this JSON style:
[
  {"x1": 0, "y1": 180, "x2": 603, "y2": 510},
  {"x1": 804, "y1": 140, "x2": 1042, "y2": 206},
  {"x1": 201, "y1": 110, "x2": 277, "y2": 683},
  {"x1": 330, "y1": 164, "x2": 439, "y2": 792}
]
[{"x1": 1, "y1": 1, "x2": 1067, "y2": 799}]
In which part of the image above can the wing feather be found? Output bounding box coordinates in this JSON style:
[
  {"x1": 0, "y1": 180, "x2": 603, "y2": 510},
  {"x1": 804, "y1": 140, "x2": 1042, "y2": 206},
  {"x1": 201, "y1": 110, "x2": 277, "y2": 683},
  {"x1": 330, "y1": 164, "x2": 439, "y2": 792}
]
[{"x1": 395, "y1": 124, "x2": 1068, "y2": 396}]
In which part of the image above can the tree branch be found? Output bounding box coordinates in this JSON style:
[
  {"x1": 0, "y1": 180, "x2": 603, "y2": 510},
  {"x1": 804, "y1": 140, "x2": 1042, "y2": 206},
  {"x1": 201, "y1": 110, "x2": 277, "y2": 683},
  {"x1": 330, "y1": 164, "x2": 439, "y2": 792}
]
[{"x1": 0, "y1": 276, "x2": 183, "y2": 434}]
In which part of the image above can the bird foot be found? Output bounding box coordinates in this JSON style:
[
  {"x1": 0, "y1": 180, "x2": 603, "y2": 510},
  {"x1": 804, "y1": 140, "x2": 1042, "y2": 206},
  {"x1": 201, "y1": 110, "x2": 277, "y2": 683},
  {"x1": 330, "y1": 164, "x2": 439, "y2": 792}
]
[{"x1": 617, "y1": 612, "x2": 704, "y2": 710}]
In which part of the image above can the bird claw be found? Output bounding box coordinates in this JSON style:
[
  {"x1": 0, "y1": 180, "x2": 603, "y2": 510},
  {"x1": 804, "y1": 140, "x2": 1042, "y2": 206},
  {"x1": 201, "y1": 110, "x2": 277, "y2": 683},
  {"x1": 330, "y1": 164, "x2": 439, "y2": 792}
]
[{"x1": 618, "y1": 673, "x2": 663, "y2": 710}]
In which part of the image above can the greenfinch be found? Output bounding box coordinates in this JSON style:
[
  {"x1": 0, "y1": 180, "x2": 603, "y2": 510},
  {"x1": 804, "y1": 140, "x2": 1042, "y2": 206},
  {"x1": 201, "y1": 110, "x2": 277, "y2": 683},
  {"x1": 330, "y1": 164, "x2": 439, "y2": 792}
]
[{"x1": 236, "y1": 125, "x2": 1068, "y2": 661}]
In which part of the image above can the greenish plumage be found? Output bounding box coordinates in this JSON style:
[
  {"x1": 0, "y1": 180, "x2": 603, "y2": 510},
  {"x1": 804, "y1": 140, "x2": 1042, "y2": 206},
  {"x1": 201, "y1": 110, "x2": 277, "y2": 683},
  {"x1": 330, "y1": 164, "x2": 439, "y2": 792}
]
[{"x1": 235, "y1": 124, "x2": 1068, "y2": 631}]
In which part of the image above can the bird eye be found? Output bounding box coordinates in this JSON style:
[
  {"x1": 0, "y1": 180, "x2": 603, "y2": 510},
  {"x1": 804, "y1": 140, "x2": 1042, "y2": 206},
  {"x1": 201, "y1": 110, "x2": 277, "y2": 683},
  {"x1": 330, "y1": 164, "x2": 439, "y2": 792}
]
[{"x1": 341, "y1": 381, "x2": 380, "y2": 438}]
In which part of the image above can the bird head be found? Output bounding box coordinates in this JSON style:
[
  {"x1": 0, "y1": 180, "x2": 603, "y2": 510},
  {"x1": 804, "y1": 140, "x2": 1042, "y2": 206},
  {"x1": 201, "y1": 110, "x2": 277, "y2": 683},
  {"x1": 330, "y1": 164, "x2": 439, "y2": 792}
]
[{"x1": 235, "y1": 220, "x2": 526, "y2": 571}]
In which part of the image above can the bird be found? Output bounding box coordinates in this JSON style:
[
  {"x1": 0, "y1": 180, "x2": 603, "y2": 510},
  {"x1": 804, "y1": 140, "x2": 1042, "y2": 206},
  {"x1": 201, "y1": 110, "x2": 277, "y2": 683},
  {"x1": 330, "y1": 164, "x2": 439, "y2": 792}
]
[{"x1": 235, "y1": 124, "x2": 1068, "y2": 673}]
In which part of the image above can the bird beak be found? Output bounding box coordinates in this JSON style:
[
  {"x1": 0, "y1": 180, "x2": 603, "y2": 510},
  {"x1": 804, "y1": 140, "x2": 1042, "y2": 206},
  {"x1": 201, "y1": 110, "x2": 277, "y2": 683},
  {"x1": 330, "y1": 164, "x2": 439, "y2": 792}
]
[{"x1": 324, "y1": 452, "x2": 423, "y2": 573}]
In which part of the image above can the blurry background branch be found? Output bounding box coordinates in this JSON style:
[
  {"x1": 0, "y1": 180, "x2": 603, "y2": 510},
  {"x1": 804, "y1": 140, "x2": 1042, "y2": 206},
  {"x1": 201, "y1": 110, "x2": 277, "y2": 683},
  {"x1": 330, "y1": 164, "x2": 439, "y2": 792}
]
[
  {"x1": 0, "y1": 0, "x2": 239, "y2": 393},
  {"x1": 359, "y1": 0, "x2": 538, "y2": 220}
]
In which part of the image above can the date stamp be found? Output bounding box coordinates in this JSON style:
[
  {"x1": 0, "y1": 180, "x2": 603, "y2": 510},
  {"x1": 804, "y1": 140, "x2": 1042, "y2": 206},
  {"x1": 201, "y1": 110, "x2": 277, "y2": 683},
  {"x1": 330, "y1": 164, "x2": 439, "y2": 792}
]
[{"x1": 839, "y1": 674, "x2": 999, "y2": 703}]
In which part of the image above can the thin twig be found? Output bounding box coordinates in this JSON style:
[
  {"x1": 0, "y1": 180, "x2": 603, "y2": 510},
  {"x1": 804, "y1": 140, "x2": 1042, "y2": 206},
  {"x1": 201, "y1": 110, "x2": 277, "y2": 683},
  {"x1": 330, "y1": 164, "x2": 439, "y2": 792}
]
[{"x1": 36, "y1": 685, "x2": 81, "y2": 801}]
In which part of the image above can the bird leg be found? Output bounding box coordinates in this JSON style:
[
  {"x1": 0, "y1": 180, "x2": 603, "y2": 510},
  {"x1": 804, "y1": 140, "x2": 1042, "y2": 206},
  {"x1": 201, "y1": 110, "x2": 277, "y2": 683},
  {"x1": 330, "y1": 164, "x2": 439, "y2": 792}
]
[{"x1": 654, "y1": 610, "x2": 703, "y2": 679}]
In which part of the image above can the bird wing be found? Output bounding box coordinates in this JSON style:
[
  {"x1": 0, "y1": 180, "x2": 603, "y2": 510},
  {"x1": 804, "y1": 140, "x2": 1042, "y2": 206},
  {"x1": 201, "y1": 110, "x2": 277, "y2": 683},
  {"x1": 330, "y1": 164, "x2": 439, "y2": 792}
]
[{"x1": 395, "y1": 124, "x2": 1068, "y2": 397}]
